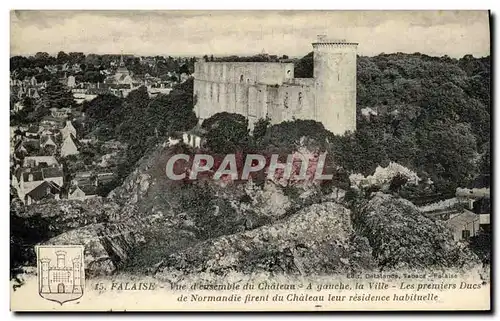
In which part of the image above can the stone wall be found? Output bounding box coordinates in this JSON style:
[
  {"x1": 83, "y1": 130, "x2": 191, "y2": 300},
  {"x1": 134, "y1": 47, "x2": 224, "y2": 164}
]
[
  {"x1": 313, "y1": 43, "x2": 357, "y2": 135},
  {"x1": 193, "y1": 41, "x2": 358, "y2": 135}
]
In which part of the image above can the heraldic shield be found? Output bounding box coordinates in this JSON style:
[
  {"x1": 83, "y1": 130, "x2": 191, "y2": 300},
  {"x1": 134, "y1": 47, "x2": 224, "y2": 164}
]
[{"x1": 36, "y1": 245, "x2": 85, "y2": 305}]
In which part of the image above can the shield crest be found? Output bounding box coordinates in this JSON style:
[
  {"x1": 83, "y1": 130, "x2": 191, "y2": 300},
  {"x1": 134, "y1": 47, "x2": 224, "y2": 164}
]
[{"x1": 36, "y1": 245, "x2": 85, "y2": 305}]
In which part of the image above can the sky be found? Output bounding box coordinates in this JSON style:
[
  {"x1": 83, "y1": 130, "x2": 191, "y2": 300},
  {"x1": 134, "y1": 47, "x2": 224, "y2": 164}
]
[{"x1": 10, "y1": 10, "x2": 490, "y2": 58}]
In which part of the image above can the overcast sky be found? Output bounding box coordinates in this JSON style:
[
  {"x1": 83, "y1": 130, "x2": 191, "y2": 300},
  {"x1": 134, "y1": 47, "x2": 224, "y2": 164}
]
[{"x1": 10, "y1": 10, "x2": 490, "y2": 58}]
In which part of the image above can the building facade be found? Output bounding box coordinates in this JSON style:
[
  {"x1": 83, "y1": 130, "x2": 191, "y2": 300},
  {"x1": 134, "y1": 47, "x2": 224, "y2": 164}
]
[{"x1": 193, "y1": 36, "x2": 358, "y2": 135}]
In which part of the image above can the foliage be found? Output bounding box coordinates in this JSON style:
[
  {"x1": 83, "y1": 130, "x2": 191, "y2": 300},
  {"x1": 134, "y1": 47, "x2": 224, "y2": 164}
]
[
  {"x1": 324, "y1": 52, "x2": 490, "y2": 196},
  {"x1": 294, "y1": 52, "x2": 314, "y2": 78},
  {"x1": 252, "y1": 116, "x2": 271, "y2": 142},
  {"x1": 83, "y1": 94, "x2": 124, "y2": 139},
  {"x1": 260, "y1": 119, "x2": 332, "y2": 152},
  {"x1": 83, "y1": 80, "x2": 198, "y2": 195},
  {"x1": 469, "y1": 230, "x2": 491, "y2": 264},
  {"x1": 40, "y1": 78, "x2": 75, "y2": 109},
  {"x1": 146, "y1": 78, "x2": 198, "y2": 136},
  {"x1": 201, "y1": 112, "x2": 250, "y2": 154}
]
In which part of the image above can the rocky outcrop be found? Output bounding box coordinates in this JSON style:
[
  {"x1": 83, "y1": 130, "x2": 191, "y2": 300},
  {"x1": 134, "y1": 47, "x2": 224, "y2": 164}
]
[
  {"x1": 21, "y1": 197, "x2": 123, "y2": 226},
  {"x1": 11, "y1": 197, "x2": 132, "y2": 272},
  {"x1": 155, "y1": 202, "x2": 375, "y2": 279},
  {"x1": 44, "y1": 217, "x2": 148, "y2": 277},
  {"x1": 354, "y1": 192, "x2": 479, "y2": 270}
]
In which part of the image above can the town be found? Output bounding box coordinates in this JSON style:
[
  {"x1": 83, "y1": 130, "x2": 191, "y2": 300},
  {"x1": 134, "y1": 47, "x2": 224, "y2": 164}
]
[{"x1": 10, "y1": 52, "x2": 194, "y2": 204}]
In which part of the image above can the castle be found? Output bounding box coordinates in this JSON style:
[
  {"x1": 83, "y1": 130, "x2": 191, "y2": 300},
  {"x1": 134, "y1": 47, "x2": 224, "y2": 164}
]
[
  {"x1": 40, "y1": 251, "x2": 83, "y2": 294},
  {"x1": 193, "y1": 36, "x2": 358, "y2": 135}
]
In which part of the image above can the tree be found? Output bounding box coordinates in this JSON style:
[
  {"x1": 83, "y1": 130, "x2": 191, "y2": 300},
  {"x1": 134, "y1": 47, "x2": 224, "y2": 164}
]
[
  {"x1": 10, "y1": 56, "x2": 30, "y2": 71},
  {"x1": 68, "y1": 52, "x2": 86, "y2": 65},
  {"x1": 252, "y1": 116, "x2": 271, "y2": 142},
  {"x1": 294, "y1": 52, "x2": 313, "y2": 78},
  {"x1": 40, "y1": 78, "x2": 75, "y2": 110},
  {"x1": 116, "y1": 86, "x2": 151, "y2": 143},
  {"x1": 261, "y1": 119, "x2": 332, "y2": 152},
  {"x1": 33, "y1": 52, "x2": 52, "y2": 68},
  {"x1": 417, "y1": 121, "x2": 478, "y2": 192},
  {"x1": 56, "y1": 51, "x2": 69, "y2": 64},
  {"x1": 146, "y1": 80, "x2": 197, "y2": 137},
  {"x1": 202, "y1": 112, "x2": 250, "y2": 154},
  {"x1": 84, "y1": 94, "x2": 124, "y2": 137}
]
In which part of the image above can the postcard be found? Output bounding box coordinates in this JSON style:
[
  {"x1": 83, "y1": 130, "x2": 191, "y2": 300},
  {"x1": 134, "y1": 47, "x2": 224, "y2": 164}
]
[{"x1": 10, "y1": 10, "x2": 491, "y2": 311}]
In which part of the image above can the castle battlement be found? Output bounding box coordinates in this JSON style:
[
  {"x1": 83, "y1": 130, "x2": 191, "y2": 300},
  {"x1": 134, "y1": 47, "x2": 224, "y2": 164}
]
[{"x1": 312, "y1": 42, "x2": 359, "y2": 47}]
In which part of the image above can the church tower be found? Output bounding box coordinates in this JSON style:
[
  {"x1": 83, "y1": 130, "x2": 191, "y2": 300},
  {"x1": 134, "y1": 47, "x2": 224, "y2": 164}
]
[{"x1": 313, "y1": 35, "x2": 357, "y2": 135}]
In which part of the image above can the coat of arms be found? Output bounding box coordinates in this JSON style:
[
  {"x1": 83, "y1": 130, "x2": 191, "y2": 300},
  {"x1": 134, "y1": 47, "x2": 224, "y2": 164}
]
[{"x1": 36, "y1": 245, "x2": 85, "y2": 305}]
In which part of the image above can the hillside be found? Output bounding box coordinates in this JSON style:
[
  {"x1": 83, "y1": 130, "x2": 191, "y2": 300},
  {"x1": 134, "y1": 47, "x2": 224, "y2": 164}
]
[{"x1": 10, "y1": 52, "x2": 489, "y2": 282}]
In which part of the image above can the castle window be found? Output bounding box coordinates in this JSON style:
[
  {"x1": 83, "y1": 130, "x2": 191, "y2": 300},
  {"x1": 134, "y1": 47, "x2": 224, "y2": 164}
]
[
  {"x1": 287, "y1": 70, "x2": 291, "y2": 75},
  {"x1": 284, "y1": 92, "x2": 289, "y2": 109},
  {"x1": 298, "y1": 92, "x2": 303, "y2": 106},
  {"x1": 240, "y1": 75, "x2": 244, "y2": 82}
]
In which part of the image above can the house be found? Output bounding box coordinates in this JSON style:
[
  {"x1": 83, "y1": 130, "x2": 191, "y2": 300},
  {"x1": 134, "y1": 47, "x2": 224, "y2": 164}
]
[
  {"x1": 72, "y1": 63, "x2": 82, "y2": 73},
  {"x1": 39, "y1": 128, "x2": 55, "y2": 137},
  {"x1": 68, "y1": 184, "x2": 97, "y2": 201},
  {"x1": 102, "y1": 140, "x2": 127, "y2": 151},
  {"x1": 15, "y1": 138, "x2": 41, "y2": 157},
  {"x1": 472, "y1": 198, "x2": 490, "y2": 233},
  {"x1": 445, "y1": 185, "x2": 491, "y2": 241},
  {"x1": 96, "y1": 172, "x2": 115, "y2": 185},
  {"x1": 27, "y1": 87, "x2": 40, "y2": 99},
  {"x1": 24, "y1": 181, "x2": 61, "y2": 205},
  {"x1": 13, "y1": 101, "x2": 24, "y2": 113},
  {"x1": 23, "y1": 156, "x2": 59, "y2": 168},
  {"x1": 14, "y1": 140, "x2": 28, "y2": 157},
  {"x1": 11, "y1": 166, "x2": 23, "y2": 190},
  {"x1": 50, "y1": 107, "x2": 71, "y2": 119},
  {"x1": 44, "y1": 65, "x2": 58, "y2": 74},
  {"x1": 147, "y1": 87, "x2": 172, "y2": 98},
  {"x1": 73, "y1": 92, "x2": 98, "y2": 104},
  {"x1": 25, "y1": 125, "x2": 40, "y2": 138},
  {"x1": 40, "y1": 116, "x2": 64, "y2": 130},
  {"x1": 445, "y1": 210, "x2": 479, "y2": 242},
  {"x1": 361, "y1": 107, "x2": 378, "y2": 120},
  {"x1": 60, "y1": 134, "x2": 81, "y2": 157},
  {"x1": 40, "y1": 135, "x2": 57, "y2": 149},
  {"x1": 67, "y1": 75, "x2": 76, "y2": 88},
  {"x1": 61, "y1": 120, "x2": 77, "y2": 139},
  {"x1": 18, "y1": 166, "x2": 64, "y2": 201},
  {"x1": 182, "y1": 132, "x2": 203, "y2": 148},
  {"x1": 73, "y1": 171, "x2": 95, "y2": 187}
]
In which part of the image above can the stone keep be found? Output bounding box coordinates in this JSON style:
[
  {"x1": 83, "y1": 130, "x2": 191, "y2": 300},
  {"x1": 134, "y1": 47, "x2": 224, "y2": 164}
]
[{"x1": 193, "y1": 36, "x2": 358, "y2": 135}]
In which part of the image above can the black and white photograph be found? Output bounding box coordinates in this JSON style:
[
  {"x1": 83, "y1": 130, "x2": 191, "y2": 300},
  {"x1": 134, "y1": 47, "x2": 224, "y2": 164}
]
[{"x1": 9, "y1": 9, "x2": 491, "y2": 311}]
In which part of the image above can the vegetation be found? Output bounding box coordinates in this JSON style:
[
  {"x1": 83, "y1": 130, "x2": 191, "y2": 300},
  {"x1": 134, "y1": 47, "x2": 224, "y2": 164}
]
[
  {"x1": 10, "y1": 52, "x2": 197, "y2": 81},
  {"x1": 353, "y1": 193, "x2": 478, "y2": 269},
  {"x1": 83, "y1": 78, "x2": 197, "y2": 192},
  {"x1": 201, "y1": 112, "x2": 249, "y2": 154},
  {"x1": 326, "y1": 53, "x2": 489, "y2": 196}
]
